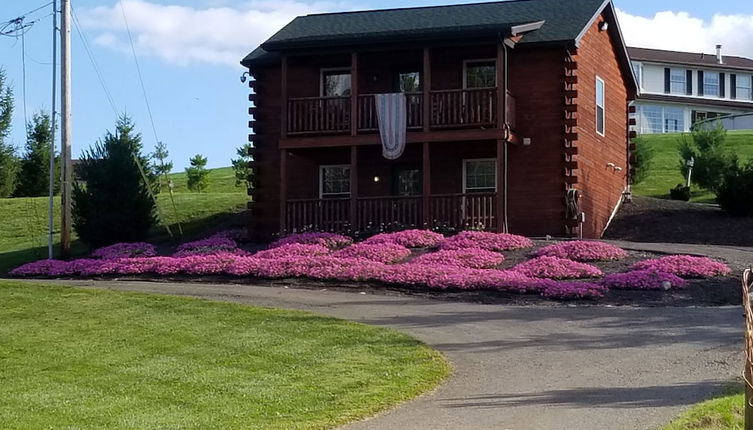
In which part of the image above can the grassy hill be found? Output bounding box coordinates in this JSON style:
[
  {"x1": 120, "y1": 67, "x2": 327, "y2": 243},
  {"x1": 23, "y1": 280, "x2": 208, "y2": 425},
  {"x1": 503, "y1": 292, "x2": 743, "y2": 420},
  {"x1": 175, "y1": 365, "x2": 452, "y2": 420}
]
[
  {"x1": 0, "y1": 167, "x2": 248, "y2": 275},
  {"x1": 632, "y1": 130, "x2": 753, "y2": 203}
]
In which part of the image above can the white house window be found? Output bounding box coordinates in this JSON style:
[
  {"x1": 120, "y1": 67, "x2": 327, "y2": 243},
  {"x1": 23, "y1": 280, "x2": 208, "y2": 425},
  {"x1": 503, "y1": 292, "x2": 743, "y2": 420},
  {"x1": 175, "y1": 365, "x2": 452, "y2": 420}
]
[
  {"x1": 321, "y1": 69, "x2": 351, "y2": 97},
  {"x1": 631, "y1": 62, "x2": 643, "y2": 91},
  {"x1": 737, "y1": 75, "x2": 752, "y2": 100},
  {"x1": 319, "y1": 165, "x2": 350, "y2": 197},
  {"x1": 637, "y1": 105, "x2": 685, "y2": 134},
  {"x1": 703, "y1": 73, "x2": 720, "y2": 97},
  {"x1": 596, "y1": 76, "x2": 605, "y2": 136},
  {"x1": 463, "y1": 60, "x2": 496, "y2": 88},
  {"x1": 463, "y1": 159, "x2": 496, "y2": 193},
  {"x1": 398, "y1": 71, "x2": 421, "y2": 92},
  {"x1": 670, "y1": 69, "x2": 686, "y2": 94},
  {"x1": 664, "y1": 107, "x2": 685, "y2": 132}
]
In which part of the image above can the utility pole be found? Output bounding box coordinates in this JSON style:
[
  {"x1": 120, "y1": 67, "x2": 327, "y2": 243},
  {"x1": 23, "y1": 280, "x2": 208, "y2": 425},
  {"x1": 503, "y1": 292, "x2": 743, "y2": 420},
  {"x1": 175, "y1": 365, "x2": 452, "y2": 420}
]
[
  {"x1": 60, "y1": 0, "x2": 72, "y2": 257},
  {"x1": 48, "y1": 0, "x2": 58, "y2": 259}
]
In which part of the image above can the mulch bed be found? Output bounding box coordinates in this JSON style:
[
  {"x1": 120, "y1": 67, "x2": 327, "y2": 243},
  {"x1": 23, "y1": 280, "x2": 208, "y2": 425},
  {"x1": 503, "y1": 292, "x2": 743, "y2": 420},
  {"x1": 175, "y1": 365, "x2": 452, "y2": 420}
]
[{"x1": 605, "y1": 196, "x2": 753, "y2": 247}]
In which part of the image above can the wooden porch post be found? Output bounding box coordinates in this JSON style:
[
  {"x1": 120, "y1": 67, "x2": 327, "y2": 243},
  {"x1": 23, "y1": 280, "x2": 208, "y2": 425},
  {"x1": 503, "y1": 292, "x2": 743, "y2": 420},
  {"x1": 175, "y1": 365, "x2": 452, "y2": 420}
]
[
  {"x1": 495, "y1": 42, "x2": 508, "y2": 233},
  {"x1": 422, "y1": 142, "x2": 431, "y2": 228},
  {"x1": 279, "y1": 55, "x2": 288, "y2": 233},
  {"x1": 351, "y1": 52, "x2": 358, "y2": 136},
  {"x1": 350, "y1": 145, "x2": 358, "y2": 230},
  {"x1": 422, "y1": 47, "x2": 431, "y2": 132},
  {"x1": 495, "y1": 139, "x2": 505, "y2": 233},
  {"x1": 279, "y1": 149, "x2": 287, "y2": 233},
  {"x1": 422, "y1": 48, "x2": 433, "y2": 229}
]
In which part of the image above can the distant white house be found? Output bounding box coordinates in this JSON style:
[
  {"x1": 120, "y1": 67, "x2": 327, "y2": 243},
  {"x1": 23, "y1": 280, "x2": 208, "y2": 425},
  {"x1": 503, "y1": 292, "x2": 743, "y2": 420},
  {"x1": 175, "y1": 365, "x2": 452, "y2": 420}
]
[{"x1": 629, "y1": 46, "x2": 753, "y2": 134}]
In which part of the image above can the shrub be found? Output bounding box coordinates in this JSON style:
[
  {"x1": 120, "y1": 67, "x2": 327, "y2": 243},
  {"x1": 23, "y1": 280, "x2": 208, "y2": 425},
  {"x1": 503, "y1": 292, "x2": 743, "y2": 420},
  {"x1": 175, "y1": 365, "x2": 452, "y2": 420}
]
[
  {"x1": 601, "y1": 270, "x2": 687, "y2": 290},
  {"x1": 410, "y1": 248, "x2": 504, "y2": 269},
  {"x1": 364, "y1": 229, "x2": 445, "y2": 248},
  {"x1": 333, "y1": 243, "x2": 411, "y2": 264},
  {"x1": 0, "y1": 68, "x2": 18, "y2": 198},
  {"x1": 513, "y1": 256, "x2": 602, "y2": 279},
  {"x1": 231, "y1": 143, "x2": 253, "y2": 188},
  {"x1": 438, "y1": 231, "x2": 533, "y2": 251},
  {"x1": 269, "y1": 232, "x2": 353, "y2": 250},
  {"x1": 150, "y1": 141, "x2": 173, "y2": 193},
  {"x1": 254, "y1": 243, "x2": 330, "y2": 259},
  {"x1": 669, "y1": 184, "x2": 690, "y2": 201},
  {"x1": 535, "y1": 241, "x2": 627, "y2": 262},
  {"x1": 679, "y1": 123, "x2": 736, "y2": 193},
  {"x1": 72, "y1": 115, "x2": 156, "y2": 246},
  {"x1": 92, "y1": 242, "x2": 157, "y2": 259},
  {"x1": 632, "y1": 255, "x2": 731, "y2": 278},
  {"x1": 186, "y1": 154, "x2": 210, "y2": 192},
  {"x1": 631, "y1": 136, "x2": 655, "y2": 185},
  {"x1": 716, "y1": 160, "x2": 753, "y2": 216},
  {"x1": 14, "y1": 111, "x2": 60, "y2": 197}
]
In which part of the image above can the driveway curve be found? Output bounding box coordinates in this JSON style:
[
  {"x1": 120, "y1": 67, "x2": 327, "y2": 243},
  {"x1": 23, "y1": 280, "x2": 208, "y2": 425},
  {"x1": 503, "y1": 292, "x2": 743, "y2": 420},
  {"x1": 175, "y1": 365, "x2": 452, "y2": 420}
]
[{"x1": 46, "y1": 279, "x2": 740, "y2": 430}]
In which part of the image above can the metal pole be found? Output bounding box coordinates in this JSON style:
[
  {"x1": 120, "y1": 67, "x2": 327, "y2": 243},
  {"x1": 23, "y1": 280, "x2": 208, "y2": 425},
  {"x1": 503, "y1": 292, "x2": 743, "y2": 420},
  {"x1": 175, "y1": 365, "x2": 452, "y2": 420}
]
[
  {"x1": 48, "y1": 0, "x2": 58, "y2": 259},
  {"x1": 60, "y1": 0, "x2": 72, "y2": 257}
]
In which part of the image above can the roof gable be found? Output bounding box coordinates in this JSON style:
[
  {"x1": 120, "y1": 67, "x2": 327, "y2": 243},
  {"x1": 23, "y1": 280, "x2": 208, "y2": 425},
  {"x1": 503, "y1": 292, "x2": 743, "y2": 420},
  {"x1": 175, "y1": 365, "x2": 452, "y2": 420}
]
[{"x1": 628, "y1": 47, "x2": 753, "y2": 72}]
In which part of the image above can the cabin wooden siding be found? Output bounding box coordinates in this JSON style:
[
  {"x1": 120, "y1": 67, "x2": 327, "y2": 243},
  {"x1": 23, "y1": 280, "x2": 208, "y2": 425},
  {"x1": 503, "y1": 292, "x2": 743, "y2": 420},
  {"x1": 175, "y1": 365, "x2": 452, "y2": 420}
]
[{"x1": 572, "y1": 13, "x2": 631, "y2": 238}]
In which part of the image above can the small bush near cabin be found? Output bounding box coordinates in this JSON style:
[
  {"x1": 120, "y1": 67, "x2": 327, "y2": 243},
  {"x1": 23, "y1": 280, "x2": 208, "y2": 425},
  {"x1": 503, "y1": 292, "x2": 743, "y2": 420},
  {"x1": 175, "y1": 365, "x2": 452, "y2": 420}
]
[
  {"x1": 186, "y1": 154, "x2": 210, "y2": 192},
  {"x1": 716, "y1": 160, "x2": 753, "y2": 217}
]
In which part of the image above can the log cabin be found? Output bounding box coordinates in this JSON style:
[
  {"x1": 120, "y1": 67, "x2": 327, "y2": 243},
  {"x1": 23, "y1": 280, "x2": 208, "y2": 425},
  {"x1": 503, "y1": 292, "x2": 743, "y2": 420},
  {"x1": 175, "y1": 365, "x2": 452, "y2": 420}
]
[{"x1": 241, "y1": 0, "x2": 638, "y2": 241}]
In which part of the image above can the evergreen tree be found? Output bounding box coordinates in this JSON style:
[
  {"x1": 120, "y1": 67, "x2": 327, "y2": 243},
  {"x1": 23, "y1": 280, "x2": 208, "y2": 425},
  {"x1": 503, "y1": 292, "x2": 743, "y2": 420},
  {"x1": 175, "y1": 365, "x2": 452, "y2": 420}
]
[
  {"x1": 150, "y1": 141, "x2": 173, "y2": 193},
  {"x1": 0, "y1": 68, "x2": 19, "y2": 198},
  {"x1": 186, "y1": 154, "x2": 209, "y2": 192},
  {"x1": 72, "y1": 115, "x2": 156, "y2": 245},
  {"x1": 14, "y1": 112, "x2": 60, "y2": 197},
  {"x1": 231, "y1": 143, "x2": 253, "y2": 188}
]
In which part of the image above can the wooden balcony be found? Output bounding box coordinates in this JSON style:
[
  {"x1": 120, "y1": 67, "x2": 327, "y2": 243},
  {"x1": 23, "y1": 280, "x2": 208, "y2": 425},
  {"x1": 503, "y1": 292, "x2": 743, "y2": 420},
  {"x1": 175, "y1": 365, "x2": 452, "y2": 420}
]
[
  {"x1": 285, "y1": 193, "x2": 497, "y2": 233},
  {"x1": 286, "y1": 88, "x2": 515, "y2": 136}
]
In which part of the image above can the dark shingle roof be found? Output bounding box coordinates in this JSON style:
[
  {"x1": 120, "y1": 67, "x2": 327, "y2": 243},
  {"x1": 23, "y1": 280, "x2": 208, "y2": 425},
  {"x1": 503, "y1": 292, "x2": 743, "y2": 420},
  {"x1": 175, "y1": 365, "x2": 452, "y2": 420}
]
[
  {"x1": 243, "y1": 0, "x2": 607, "y2": 65},
  {"x1": 628, "y1": 47, "x2": 753, "y2": 72}
]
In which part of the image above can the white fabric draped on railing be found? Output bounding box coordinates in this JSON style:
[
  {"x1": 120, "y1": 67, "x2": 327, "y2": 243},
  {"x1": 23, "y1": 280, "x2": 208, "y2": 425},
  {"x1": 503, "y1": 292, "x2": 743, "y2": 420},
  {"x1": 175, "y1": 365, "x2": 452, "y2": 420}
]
[{"x1": 375, "y1": 93, "x2": 407, "y2": 160}]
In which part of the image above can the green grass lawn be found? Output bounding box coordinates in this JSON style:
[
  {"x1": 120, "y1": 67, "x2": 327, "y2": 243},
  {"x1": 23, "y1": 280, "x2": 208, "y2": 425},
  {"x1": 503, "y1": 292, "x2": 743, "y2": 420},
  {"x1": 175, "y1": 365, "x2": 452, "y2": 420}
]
[
  {"x1": 0, "y1": 281, "x2": 450, "y2": 429},
  {"x1": 662, "y1": 387, "x2": 743, "y2": 430},
  {"x1": 632, "y1": 131, "x2": 753, "y2": 203},
  {"x1": 0, "y1": 167, "x2": 248, "y2": 275}
]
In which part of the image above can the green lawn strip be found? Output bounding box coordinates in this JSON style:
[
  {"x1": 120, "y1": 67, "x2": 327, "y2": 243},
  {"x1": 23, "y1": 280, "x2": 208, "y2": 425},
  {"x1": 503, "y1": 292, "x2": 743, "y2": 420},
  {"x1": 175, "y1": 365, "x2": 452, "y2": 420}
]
[
  {"x1": 661, "y1": 386, "x2": 743, "y2": 430},
  {"x1": 0, "y1": 281, "x2": 450, "y2": 429},
  {"x1": 633, "y1": 131, "x2": 753, "y2": 203}
]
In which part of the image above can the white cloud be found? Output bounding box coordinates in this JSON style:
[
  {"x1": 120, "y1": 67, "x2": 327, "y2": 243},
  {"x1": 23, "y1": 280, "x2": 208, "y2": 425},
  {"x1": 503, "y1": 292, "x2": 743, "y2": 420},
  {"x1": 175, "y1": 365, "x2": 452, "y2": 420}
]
[
  {"x1": 79, "y1": 0, "x2": 357, "y2": 67},
  {"x1": 616, "y1": 8, "x2": 753, "y2": 58}
]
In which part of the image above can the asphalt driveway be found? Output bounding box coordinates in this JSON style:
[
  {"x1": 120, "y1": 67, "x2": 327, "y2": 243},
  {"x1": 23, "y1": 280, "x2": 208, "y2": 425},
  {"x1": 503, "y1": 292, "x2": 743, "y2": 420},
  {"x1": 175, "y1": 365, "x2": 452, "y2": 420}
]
[{"x1": 43, "y1": 279, "x2": 742, "y2": 430}]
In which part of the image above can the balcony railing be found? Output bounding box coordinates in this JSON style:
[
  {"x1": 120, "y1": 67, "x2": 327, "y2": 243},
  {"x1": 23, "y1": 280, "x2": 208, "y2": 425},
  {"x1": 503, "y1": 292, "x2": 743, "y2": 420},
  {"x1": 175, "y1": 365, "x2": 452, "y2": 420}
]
[
  {"x1": 287, "y1": 89, "x2": 515, "y2": 136},
  {"x1": 285, "y1": 193, "x2": 497, "y2": 233}
]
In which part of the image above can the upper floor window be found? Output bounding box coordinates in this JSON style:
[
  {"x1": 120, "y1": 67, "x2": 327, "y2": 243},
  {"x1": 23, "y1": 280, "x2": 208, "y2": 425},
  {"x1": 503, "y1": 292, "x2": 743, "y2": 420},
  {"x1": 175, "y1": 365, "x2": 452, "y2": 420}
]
[
  {"x1": 321, "y1": 69, "x2": 351, "y2": 97},
  {"x1": 703, "y1": 73, "x2": 720, "y2": 97},
  {"x1": 632, "y1": 62, "x2": 643, "y2": 90},
  {"x1": 463, "y1": 60, "x2": 496, "y2": 89},
  {"x1": 669, "y1": 69, "x2": 686, "y2": 94},
  {"x1": 596, "y1": 76, "x2": 605, "y2": 136},
  {"x1": 737, "y1": 75, "x2": 752, "y2": 100},
  {"x1": 397, "y1": 71, "x2": 421, "y2": 92},
  {"x1": 463, "y1": 159, "x2": 496, "y2": 193},
  {"x1": 319, "y1": 165, "x2": 350, "y2": 197}
]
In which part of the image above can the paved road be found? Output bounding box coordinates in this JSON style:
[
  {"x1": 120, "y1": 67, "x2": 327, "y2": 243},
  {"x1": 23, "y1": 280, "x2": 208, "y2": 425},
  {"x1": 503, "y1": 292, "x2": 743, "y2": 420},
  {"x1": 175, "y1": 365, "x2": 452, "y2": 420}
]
[{"x1": 45, "y1": 279, "x2": 742, "y2": 430}]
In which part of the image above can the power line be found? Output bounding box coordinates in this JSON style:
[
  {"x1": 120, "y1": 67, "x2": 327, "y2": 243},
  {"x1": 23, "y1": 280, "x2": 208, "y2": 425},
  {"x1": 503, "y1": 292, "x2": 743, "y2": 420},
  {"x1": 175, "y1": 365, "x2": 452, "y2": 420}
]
[{"x1": 0, "y1": 1, "x2": 53, "y2": 27}]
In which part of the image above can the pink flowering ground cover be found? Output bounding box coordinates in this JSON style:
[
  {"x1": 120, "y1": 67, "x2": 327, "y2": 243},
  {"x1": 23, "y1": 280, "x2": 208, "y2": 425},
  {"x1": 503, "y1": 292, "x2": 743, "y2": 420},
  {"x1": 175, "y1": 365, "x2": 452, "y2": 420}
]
[
  {"x1": 364, "y1": 230, "x2": 445, "y2": 248},
  {"x1": 512, "y1": 256, "x2": 602, "y2": 280},
  {"x1": 333, "y1": 243, "x2": 412, "y2": 264},
  {"x1": 410, "y1": 248, "x2": 504, "y2": 269},
  {"x1": 631, "y1": 255, "x2": 731, "y2": 279},
  {"x1": 535, "y1": 241, "x2": 628, "y2": 262},
  {"x1": 600, "y1": 270, "x2": 688, "y2": 290},
  {"x1": 439, "y1": 231, "x2": 533, "y2": 252},
  {"x1": 92, "y1": 242, "x2": 157, "y2": 259},
  {"x1": 270, "y1": 232, "x2": 353, "y2": 250},
  {"x1": 253, "y1": 243, "x2": 330, "y2": 259},
  {"x1": 174, "y1": 235, "x2": 241, "y2": 257}
]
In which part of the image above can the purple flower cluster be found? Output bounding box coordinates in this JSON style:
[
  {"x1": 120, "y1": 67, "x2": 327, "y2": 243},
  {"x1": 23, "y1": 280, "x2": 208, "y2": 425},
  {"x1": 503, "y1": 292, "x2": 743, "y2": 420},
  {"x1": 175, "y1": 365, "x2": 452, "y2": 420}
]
[
  {"x1": 631, "y1": 255, "x2": 731, "y2": 278},
  {"x1": 513, "y1": 256, "x2": 602, "y2": 279},
  {"x1": 600, "y1": 270, "x2": 688, "y2": 290},
  {"x1": 269, "y1": 232, "x2": 353, "y2": 250},
  {"x1": 174, "y1": 235, "x2": 241, "y2": 257},
  {"x1": 410, "y1": 248, "x2": 504, "y2": 269},
  {"x1": 253, "y1": 243, "x2": 331, "y2": 259},
  {"x1": 536, "y1": 241, "x2": 628, "y2": 262},
  {"x1": 439, "y1": 231, "x2": 534, "y2": 252},
  {"x1": 91, "y1": 242, "x2": 157, "y2": 259},
  {"x1": 333, "y1": 243, "x2": 412, "y2": 264},
  {"x1": 364, "y1": 230, "x2": 445, "y2": 248}
]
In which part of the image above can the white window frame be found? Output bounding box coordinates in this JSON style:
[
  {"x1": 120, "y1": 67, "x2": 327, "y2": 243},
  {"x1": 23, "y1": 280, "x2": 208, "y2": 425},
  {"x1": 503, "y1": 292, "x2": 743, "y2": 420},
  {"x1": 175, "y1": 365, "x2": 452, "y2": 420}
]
[
  {"x1": 737, "y1": 75, "x2": 752, "y2": 100},
  {"x1": 319, "y1": 67, "x2": 352, "y2": 97},
  {"x1": 319, "y1": 164, "x2": 351, "y2": 198},
  {"x1": 462, "y1": 158, "x2": 497, "y2": 193},
  {"x1": 462, "y1": 59, "x2": 497, "y2": 89},
  {"x1": 669, "y1": 68, "x2": 686, "y2": 94},
  {"x1": 596, "y1": 76, "x2": 606, "y2": 136},
  {"x1": 703, "y1": 72, "x2": 720, "y2": 97},
  {"x1": 631, "y1": 62, "x2": 643, "y2": 91}
]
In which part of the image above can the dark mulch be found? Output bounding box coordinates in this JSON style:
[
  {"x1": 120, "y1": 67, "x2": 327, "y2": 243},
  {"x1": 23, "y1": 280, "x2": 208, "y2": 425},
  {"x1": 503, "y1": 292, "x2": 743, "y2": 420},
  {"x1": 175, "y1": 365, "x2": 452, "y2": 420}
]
[{"x1": 604, "y1": 196, "x2": 753, "y2": 246}]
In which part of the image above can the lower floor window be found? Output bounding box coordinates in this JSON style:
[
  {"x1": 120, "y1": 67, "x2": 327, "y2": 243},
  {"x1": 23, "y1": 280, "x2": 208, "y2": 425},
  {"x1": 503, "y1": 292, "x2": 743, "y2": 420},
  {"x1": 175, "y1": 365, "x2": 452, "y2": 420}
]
[
  {"x1": 463, "y1": 159, "x2": 496, "y2": 193},
  {"x1": 637, "y1": 105, "x2": 685, "y2": 133},
  {"x1": 320, "y1": 165, "x2": 350, "y2": 197}
]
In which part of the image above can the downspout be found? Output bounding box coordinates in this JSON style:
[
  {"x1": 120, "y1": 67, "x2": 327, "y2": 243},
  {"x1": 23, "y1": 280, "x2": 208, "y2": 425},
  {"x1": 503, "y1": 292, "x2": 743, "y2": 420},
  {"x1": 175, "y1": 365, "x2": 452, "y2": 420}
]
[{"x1": 502, "y1": 41, "x2": 510, "y2": 233}]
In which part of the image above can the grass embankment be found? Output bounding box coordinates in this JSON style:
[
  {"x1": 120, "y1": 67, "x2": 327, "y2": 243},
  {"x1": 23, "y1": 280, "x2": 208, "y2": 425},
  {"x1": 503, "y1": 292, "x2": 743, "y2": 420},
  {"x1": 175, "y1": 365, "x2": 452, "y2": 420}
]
[
  {"x1": 0, "y1": 281, "x2": 449, "y2": 429},
  {"x1": 632, "y1": 131, "x2": 753, "y2": 203},
  {"x1": 0, "y1": 167, "x2": 247, "y2": 274},
  {"x1": 662, "y1": 387, "x2": 743, "y2": 430}
]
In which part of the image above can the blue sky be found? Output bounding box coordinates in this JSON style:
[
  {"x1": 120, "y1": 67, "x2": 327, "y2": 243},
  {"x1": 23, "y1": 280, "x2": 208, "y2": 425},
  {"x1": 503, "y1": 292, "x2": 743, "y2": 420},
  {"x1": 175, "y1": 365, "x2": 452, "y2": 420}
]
[{"x1": 1, "y1": 0, "x2": 752, "y2": 170}]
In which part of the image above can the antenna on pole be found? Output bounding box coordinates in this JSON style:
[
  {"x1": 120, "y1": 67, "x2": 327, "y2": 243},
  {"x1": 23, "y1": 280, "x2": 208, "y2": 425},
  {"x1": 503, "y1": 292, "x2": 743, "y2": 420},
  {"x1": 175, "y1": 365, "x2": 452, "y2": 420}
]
[
  {"x1": 48, "y1": 0, "x2": 58, "y2": 259},
  {"x1": 60, "y1": 0, "x2": 72, "y2": 257}
]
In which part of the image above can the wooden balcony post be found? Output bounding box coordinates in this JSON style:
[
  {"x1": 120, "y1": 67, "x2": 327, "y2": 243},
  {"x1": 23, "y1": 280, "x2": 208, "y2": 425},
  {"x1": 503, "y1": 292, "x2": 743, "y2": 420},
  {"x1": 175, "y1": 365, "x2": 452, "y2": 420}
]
[
  {"x1": 496, "y1": 42, "x2": 505, "y2": 131},
  {"x1": 279, "y1": 149, "x2": 287, "y2": 233},
  {"x1": 351, "y1": 52, "x2": 358, "y2": 136},
  {"x1": 280, "y1": 55, "x2": 288, "y2": 139},
  {"x1": 350, "y1": 145, "x2": 358, "y2": 229},
  {"x1": 422, "y1": 47, "x2": 431, "y2": 132},
  {"x1": 422, "y1": 142, "x2": 431, "y2": 228},
  {"x1": 496, "y1": 139, "x2": 506, "y2": 233}
]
